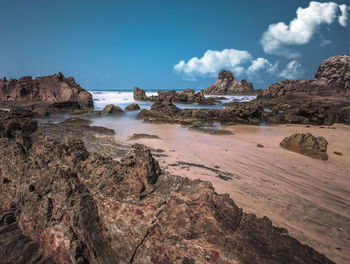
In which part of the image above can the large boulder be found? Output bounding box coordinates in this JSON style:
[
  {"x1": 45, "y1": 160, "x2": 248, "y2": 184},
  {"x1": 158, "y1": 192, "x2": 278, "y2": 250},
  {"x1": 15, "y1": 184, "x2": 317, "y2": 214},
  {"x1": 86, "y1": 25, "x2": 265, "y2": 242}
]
[
  {"x1": 203, "y1": 70, "x2": 255, "y2": 95},
  {"x1": 280, "y1": 133, "x2": 328, "y2": 160},
  {"x1": 0, "y1": 72, "x2": 93, "y2": 109},
  {"x1": 0, "y1": 112, "x2": 335, "y2": 263},
  {"x1": 314, "y1": 55, "x2": 350, "y2": 91}
]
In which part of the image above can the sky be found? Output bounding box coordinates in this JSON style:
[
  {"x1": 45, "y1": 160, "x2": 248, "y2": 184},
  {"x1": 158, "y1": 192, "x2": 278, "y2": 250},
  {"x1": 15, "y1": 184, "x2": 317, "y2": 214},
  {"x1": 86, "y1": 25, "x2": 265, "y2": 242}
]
[{"x1": 0, "y1": 0, "x2": 349, "y2": 91}]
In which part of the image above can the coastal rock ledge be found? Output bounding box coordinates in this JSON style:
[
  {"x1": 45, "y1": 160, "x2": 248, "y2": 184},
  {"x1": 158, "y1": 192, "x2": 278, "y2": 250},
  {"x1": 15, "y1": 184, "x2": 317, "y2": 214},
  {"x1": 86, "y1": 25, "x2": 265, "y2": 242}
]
[
  {"x1": 0, "y1": 72, "x2": 93, "y2": 109},
  {"x1": 0, "y1": 112, "x2": 334, "y2": 264}
]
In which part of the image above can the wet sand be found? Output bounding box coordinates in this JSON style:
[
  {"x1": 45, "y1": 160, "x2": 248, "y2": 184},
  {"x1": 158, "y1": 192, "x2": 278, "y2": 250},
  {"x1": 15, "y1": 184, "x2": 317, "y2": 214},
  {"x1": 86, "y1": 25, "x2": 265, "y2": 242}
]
[{"x1": 91, "y1": 116, "x2": 350, "y2": 263}]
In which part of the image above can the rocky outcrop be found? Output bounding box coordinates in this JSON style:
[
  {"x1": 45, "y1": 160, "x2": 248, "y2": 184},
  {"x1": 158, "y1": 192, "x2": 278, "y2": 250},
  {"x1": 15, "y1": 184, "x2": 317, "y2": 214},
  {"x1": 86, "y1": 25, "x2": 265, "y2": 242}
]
[
  {"x1": 125, "y1": 103, "x2": 141, "y2": 111},
  {"x1": 256, "y1": 55, "x2": 350, "y2": 125},
  {"x1": 0, "y1": 73, "x2": 93, "y2": 109},
  {"x1": 280, "y1": 133, "x2": 328, "y2": 160},
  {"x1": 173, "y1": 88, "x2": 215, "y2": 105},
  {"x1": 0, "y1": 112, "x2": 334, "y2": 263},
  {"x1": 133, "y1": 87, "x2": 149, "y2": 101},
  {"x1": 260, "y1": 55, "x2": 350, "y2": 99},
  {"x1": 203, "y1": 70, "x2": 255, "y2": 95},
  {"x1": 134, "y1": 87, "x2": 215, "y2": 105},
  {"x1": 101, "y1": 104, "x2": 124, "y2": 114}
]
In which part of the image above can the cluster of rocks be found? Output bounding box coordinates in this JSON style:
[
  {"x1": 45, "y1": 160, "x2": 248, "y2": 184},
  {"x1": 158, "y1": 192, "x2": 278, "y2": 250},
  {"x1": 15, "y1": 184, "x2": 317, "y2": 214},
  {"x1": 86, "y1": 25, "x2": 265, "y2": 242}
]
[
  {"x1": 203, "y1": 70, "x2": 255, "y2": 95},
  {"x1": 0, "y1": 111, "x2": 334, "y2": 263},
  {"x1": 0, "y1": 73, "x2": 93, "y2": 114},
  {"x1": 134, "y1": 87, "x2": 216, "y2": 105},
  {"x1": 138, "y1": 90, "x2": 264, "y2": 125}
]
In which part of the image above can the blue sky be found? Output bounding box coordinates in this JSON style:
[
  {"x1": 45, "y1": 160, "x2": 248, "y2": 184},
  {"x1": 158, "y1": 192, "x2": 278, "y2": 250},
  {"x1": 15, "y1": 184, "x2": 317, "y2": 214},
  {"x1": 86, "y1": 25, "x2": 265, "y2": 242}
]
[{"x1": 0, "y1": 0, "x2": 349, "y2": 91}]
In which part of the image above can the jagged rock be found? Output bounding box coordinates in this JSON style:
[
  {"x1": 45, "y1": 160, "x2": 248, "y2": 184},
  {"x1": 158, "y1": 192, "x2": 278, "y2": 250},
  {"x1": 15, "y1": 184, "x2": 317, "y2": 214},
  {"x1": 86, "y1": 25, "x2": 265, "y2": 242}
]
[
  {"x1": 0, "y1": 72, "x2": 93, "y2": 109},
  {"x1": 280, "y1": 133, "x2": 328, "y2": 160},
  {"x1": 101, "y1": 104, "x2": 124, "y2": 114},
  {"x1": 125, "y1": 103, "x2": 141, "y2": 111},
  {"x1": 257, "y1": 55, "x2": 350, "y2": 125},
  {"x1": 149, "y1": 90, "x2": 181, "y2": 116},
  {"x1": 314, "y1": 55, "x2": 350, "y2": 91},
  {"x1": 134, "y1": 87, "x2": 149, "y2": 101},
  {"x1": 0, "y1": 112, "x2": 335, "y2": 263},
  {"x1": 203, "y1": 70, "x2": 255, "y2": 95}
]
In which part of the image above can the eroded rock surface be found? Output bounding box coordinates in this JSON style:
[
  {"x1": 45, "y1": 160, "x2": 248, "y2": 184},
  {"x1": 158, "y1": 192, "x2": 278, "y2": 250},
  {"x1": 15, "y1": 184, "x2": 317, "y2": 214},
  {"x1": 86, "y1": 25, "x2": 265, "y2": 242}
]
[
  {"x1": 0, "y1": 112, "x2": 335, "y2": 263},
  {"x1": 0, "y1": 73, "x2": 93, "y2": 109},
  {"x1": 203, "y1": 70, "x2": 255, "y2": 95},
  {"x1": 280, "y1": 133, "x2": 328, "y2": 160}
]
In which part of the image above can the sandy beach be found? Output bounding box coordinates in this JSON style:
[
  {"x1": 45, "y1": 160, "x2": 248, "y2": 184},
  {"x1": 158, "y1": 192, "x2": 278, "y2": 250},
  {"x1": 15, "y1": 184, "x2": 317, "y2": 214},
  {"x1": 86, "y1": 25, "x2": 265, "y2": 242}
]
[{"x1": 107, "y1": 122, "x2": 350, "y2": 263}]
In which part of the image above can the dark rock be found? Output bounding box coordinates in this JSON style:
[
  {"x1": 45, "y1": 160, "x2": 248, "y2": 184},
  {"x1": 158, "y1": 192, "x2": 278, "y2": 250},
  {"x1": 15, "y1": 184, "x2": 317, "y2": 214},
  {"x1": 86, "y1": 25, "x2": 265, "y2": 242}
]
[
  {"x1": 334, "y1": 151, "x2": 343, "y2": 156},
  {"x1": 128, "y1": 133, "x2": 160, "y2": 140},
  {"x1": 203, "y1": 70, "x2": 255, "y2": 95},
  {"x1": 280, "y1": 133, "x2": 328, "y2": 160},
  {"x1": 125, "y1": 103, "x2": 140, "y2": 111},
  {"x1": 257, "y1": 144, "x2": 264, "y2": 148},
  {"x1": 101, "y1": 104, "x2": 124, "y2": 114}
]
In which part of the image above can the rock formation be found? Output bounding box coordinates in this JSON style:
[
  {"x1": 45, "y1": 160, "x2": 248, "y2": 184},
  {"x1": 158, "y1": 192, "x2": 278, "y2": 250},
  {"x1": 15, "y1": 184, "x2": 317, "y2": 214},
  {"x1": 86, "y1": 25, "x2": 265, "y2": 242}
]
[
  {"x1": 125, "y1": 103, "x2": 141, "y2": 111},
  {"x1": 0, "y1": 72, "x2": 93, "y2": 109},
  {"x1": 257, "y1": 55, "x2": 350, "y2": 125},
  {"x1": 133, "y1": 87, "x2": 149, "y2": 101},
  {"x1": 101, "y1": 104, "x2": 124, "y2": 114},
  {"x1": 280, "y1": 133, "x2": 328, "y2": 160},
  {"x1": 133, "y1": 87, "x2": 215, "y2": 105},
  {"x1": 203, "y1": 70, "x2": 255, "y2": 95},
  {"x1": 0, "y1": 111, "x2": 334, "y2": 263}
]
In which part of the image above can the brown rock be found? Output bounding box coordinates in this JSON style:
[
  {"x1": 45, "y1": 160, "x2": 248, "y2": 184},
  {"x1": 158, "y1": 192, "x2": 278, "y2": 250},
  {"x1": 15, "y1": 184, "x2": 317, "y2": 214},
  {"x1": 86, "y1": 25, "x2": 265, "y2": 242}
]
[
  {"x1": 280, "y1": 133, "x2": 328, "y2": 160},
  {"x1": 133, "y1": 87, "x2": 149, "y2": 101},
  {"x1": 0, "y1": 72, "x2": 93, "y2": 109},
  {"x1": 101, "y1": 104, "x2": 124, "y2": 114},
  {"x1": 125, "y1": 103, "x2": 141, "y2": 111},
  {"x1": 203, "y1": 70, "x2": 255, "y2": 95}
]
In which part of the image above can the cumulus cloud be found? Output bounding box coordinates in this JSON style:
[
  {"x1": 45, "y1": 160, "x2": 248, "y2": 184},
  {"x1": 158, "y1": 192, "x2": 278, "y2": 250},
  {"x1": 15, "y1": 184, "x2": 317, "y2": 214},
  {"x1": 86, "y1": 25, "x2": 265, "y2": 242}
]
[
  {"x1": 261, "y1": 1, "x2": 349, "y2": 58},
  {"x1": 279, "y1": 61, "x2": 303, "y2": 79},
  {"x1": 247, "y1": 58, "x2": 279, "y2": 75},
  {"x1": 339, "y1": 4, "x2": 349, "y2": 26},
  {"x1": 174, "y1": 49, "x2": 252, "y2": 80}
]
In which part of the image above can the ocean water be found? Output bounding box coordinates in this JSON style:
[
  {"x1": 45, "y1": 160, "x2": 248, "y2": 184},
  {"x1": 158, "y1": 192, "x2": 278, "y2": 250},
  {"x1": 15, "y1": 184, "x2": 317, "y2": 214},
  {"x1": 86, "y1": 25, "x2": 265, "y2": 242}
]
[{"x1": 90, "y1": 90, "x2": 257, "y2": 110}]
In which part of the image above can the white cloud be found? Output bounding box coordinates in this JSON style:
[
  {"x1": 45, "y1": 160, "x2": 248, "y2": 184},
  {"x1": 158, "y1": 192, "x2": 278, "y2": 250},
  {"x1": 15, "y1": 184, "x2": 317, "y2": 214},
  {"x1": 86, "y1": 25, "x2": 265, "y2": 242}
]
[
  {"x1": 174, "y1": 48, "x2": 252, "y2": 79},
  {"x1": 339, "y1": 4, "x2": 349, "y2": 26},
  {"x1": 247, "y1": 57, "x2": 279, "y2": 75},
  {"x1": 261, "y1": 1, "x2": 349, "y2": 58},
  {"x1": 279, "y1": 60, "x2": 302, "y2": 79}
]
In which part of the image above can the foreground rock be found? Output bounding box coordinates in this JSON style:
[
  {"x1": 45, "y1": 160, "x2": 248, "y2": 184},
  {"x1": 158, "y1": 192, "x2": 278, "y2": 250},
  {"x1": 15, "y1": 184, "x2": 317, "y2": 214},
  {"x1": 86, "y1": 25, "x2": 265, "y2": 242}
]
[
  {"x1": 125, "y1": 103, "x2": 141, "y2": 111},
  {"x1": 203, "y1": 70, "x2": 255, "y2": 95},
  {"x1": 0, "y1": 112, "x2": 334, "y2": 263},
  {"x1": 101, "y1": 104, "x2": 124, "y2": 114},
  {"x1": 0, "y1": 72, "x2": 93, "y2": 112},
  {"x1": 280, "y1": 133, "x2": 328, "y2": 160}
]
